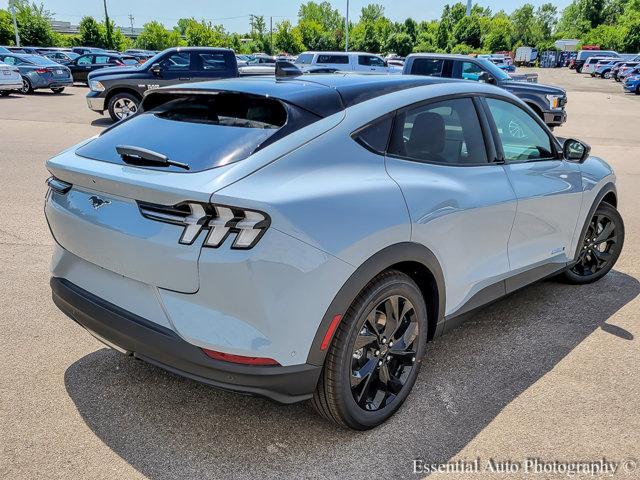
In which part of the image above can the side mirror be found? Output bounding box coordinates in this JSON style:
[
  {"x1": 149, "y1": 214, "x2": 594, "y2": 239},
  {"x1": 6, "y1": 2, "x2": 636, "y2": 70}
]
[
  {"x1": 563, "y1": 138, "x2": 591, "y2": 162},
  {"x1": 150, "y1": 63, "x2": 162, "y2": 76},
  {"x1": 478, "y1": 71, "x2": 495, "y2": 84}
]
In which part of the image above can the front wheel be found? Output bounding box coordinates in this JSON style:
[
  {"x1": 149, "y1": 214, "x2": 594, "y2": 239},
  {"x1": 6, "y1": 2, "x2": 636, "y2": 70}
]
[
  {"x1": 312, "y1": 270, "x2": 427, "y2": 430},
  {"x1": 107, "y1": 92, "x2": 140, "y2": 121},
  {"x1": 603, "y1": 71, "x2": 612, "y2": 79},
  {"x1": 19, "y1": 77, "x2": 33, "y2": 94},
  {"x1": 562, "y1": 202, "x2": 624, "y2": 284},
  {"x1": 51, "y1": 87, "x2": 65, "y2": 94},
  {"x1": 0, "y1": 91, "x2": 10, "y2": 97}
]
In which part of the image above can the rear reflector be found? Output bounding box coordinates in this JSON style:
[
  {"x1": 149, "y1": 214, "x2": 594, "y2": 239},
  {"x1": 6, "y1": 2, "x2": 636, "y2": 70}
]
[
  {"x1": 320, "y1": 314, "x2": 343, "y2": 350},
  {"x1": 201, "y1": 348, "x2": 279, "y2": 366}
]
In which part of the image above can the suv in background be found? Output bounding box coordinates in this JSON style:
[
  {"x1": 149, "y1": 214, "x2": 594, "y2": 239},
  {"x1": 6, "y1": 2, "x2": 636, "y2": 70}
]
[
  {"x1": 296, "y1": 51, "x2": 402, "y2": 73},
  {"x1": 573, "y1": 50, "x2": 619, "y2": 73},
  {"x1": 403, "y1": 53, "x2": 567, "y2": 128},
  {"x1": 86, "y1": 47, "x2": 239, "y2": 121}
]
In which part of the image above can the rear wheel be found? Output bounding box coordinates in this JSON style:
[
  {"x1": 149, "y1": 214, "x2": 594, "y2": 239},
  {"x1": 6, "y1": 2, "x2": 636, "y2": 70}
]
[
  {"x1": 51, "y1": 87, "x2": 65, "y2": 94},
  {"x1": 107, "y1": 92, "x2": 140, "y2": 121},
  {"x1": 19, "y1": 77, "x2": 33, "y2": 94},
  {"x1": 0, "y1": 91, "x2": 10, "y2": 97},
  {"x1": 603, "y1": 71, "x2": 612, "y2": 79},
  {"x1": 312, "y1": 270, "x2": 427, "y2": 430},
  {"x1": 562, "y1": 202, "x2": 624, "y2": 284}
]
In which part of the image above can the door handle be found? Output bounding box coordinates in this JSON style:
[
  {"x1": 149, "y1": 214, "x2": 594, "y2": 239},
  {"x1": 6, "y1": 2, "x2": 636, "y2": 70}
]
[{"x1": 179, "y1": 77, "x2": 191, "y2": 81}]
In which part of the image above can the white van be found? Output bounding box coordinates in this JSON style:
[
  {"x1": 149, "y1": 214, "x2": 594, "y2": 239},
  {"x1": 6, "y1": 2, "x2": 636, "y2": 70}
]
[{"x1": 295, "y1": 51, "x2": 402, "y2": 74}]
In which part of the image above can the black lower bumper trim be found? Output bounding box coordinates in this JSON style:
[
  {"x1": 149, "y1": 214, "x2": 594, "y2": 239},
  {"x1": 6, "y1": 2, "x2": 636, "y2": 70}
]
[{"x1": 51, "y1": 277, "x2": 321, "y2": 404}]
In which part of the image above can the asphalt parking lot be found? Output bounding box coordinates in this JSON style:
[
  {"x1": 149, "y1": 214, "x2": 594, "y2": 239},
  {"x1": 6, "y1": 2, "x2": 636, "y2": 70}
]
[{"x1": 1, "y1": 70, "x2": 639, "y2": 479}]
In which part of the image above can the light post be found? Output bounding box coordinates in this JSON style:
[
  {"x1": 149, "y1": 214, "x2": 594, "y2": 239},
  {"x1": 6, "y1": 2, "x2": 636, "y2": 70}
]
[
  {"x1": 345, "y1": 0, "x2": 349, "y2": 51},
  {"x1": 9, "y1": 0, "x2": 21, "y2": 47}
]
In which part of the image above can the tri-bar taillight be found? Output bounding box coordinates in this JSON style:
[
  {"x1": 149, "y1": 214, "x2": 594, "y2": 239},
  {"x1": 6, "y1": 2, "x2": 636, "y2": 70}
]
[{"x1": 138, "y1": 201, "x2": 270, "y2": 250}]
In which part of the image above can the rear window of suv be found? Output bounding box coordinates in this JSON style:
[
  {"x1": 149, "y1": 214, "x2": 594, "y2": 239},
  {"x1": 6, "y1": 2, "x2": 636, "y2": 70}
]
[{"x1": 75, "y1": 92, "x2": 318, "y2": 173}]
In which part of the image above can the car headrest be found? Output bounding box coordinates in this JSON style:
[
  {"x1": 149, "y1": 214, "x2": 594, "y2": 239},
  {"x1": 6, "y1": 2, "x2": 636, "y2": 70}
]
[{"x1": 407, "y1": 112, "x2": 445, "y2": 154}]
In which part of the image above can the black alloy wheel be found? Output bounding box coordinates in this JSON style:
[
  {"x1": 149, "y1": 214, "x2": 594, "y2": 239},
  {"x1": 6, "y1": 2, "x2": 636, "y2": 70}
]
[
  {"x1": 563, "y1": 202, "x2": 624, "y2": 284},
  {"x1": 350, "y1": 295, "x2": 419, "y2": 411},
  {"x1": 313, "y1": 270, "x2": 427, "y2": 430}
]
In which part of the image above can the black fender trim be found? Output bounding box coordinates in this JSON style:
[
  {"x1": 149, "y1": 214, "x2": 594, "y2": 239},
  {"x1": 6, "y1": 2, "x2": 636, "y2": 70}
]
[
  {"x1": 571, "y1": 182, "x2": 617, "y2": 263},
  {"x1": 306, "y1": 242, "x2": 446, "y2": 366}
]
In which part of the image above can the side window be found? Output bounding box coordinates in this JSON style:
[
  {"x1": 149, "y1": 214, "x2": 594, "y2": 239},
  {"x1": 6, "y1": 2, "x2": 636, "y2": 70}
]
[
  {"x1": 94, "y1": 56, "x2": 111, "y2": 64},
  {"x1": 353, "y1": 115, "x2": 393, "y2": 154},
  {"x1": 2, "y1": 56, "x2": 16, "y2": 65},
  {"x1": 460, "y1": 61, "x2": 483, "y2": 81},
  {"x1": 369, "y1": 56, "x2": 386, "y2": 67},
  {"x1": 388, "y1": 98, "x2": 488, "y2": 165},
  {"x1": 485, "y1": 98, "x2": 555, "y2": 162},
  {"x1": 358, "y1": 55, "x2": 373, "y2": 66},
  {"x1": 160, "y1": 52, "x2": 190, "y2": 70},
  {"x1": 195, "y1": 53, "x2": 229, "y2": 71},
  {"x1": 77, "y1": 55, "x2": 92, "y2": 65},
  {"x1": 317, "y1": 54, "x2": 349, "y2": 64},
  {"x1": 410, "y1": 58, "x2": 444, "y2": 76},
  {"x1": 296, "y1": 53, "x2": 313, "y2": 64}
]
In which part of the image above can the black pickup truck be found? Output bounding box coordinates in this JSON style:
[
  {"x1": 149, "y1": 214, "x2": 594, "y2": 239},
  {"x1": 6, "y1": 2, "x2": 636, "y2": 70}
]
[
  {"x1": 86, "y1": 47, "x2": 238, "y2": 121},
  {"x1": 403, "y1": 53, "x2": 567, "y2": 128}
]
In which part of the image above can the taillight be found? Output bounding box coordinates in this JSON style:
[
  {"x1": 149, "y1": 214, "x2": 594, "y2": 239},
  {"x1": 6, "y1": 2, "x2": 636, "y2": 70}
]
[
  {"x1": 137, "y1": 201, "x2": 271, "y2": 250},
  {"x1": 201, "y1": 348, "x2": 279, "y2": 366},
  {"x1": 35, "y1": 68, "x2": 50, "y2": 74}
]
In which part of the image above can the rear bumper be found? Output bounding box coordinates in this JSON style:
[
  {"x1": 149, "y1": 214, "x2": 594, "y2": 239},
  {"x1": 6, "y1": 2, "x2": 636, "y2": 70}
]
[
  {"x1": 51, "y1": 277, "x2": 322, "y2": 404},
  {"x1": 0, "y1": 81, "x2": 22, "y2": 90},
  {"x1": 543, "y1": 109, "x2": 567, "y2": 126}
]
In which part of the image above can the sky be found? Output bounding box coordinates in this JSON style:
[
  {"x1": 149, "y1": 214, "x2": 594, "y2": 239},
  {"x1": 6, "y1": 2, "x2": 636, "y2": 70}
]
[{"x1": 0, "y1": 0, "x2": 573, "y2": 32}]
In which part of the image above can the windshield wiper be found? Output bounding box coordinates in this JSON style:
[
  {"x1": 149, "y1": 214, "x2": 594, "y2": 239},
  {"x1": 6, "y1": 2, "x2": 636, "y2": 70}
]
[{"x1": 115, "y1": 145, "x2": 189, "y2": 170}]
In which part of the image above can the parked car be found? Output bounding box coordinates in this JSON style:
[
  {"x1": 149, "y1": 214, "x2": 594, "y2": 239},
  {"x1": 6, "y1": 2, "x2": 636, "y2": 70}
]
[
  {"x1": 622, "y1": 73, "x2": 640, "y2": 94},
  {"x1": 614, "y1": 62, "x2": 640, "y2": 81},
  {"x1": 65, "y1": 52, "x2": 135, "y2": 83},
  {"x1": 71, "y1": 47, "x2": 106, "y2": 55},
  {"x1": 45, "y1": 51, "x2": 80, "y2": 64},
  {"x1": 573, "y1": 50, "x2": 619, "y2": 73},
  {"x1": 45, "y1": 72, "x2": 624, "y2": 430},
  {"x1": 595, "y1": 60, "x2": 625, "y2": 79},
  {"x1": 0, "y1": 53, "x2": 72, "y2": 93},
  {"x1": 295, "y1": 51, "x2": 402, "y2": 73},
  {"x1": 0, "y1": 60, "x2": 22, "y2": 95},
  {"x1": 85, "y1": 47, "x2": 238, "y2": 121},
  {"x1": 8, "y1": 46, "x2": 40, "y2": 55},
  {"x1": 403, "y1": 53, "x2": 567, "y2": 128},
  {"x1": 514, "y1": 46, "x2": 538, "y2": 66},
  {"x1": 0, "y1": 46, "x2": 11, "y2": 54},
  {"x1": 489, "y1": 57, "x2": 516, "y2": 72},
  {"x1": 582, "y1": 56, "x2": 617, "y2": 75}
]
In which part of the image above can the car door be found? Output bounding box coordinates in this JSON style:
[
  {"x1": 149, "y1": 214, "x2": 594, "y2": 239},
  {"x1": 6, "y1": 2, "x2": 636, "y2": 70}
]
[
  {"x1": 482, "y1": 97, "x2": 583, "y2": 279},
  {"x1": 150, "y1": 51, "x2": 192, "y2": 87},
  {"x1": 452, "y1": 60, "x2": 485, "y2": 81},
  {"x1": 73, "y1": 55, "x2": 93, "y2": 82},
  {"x1": 384, "y1": 96, "x2": 517, "y2": 317},
  {"x1": 189, "y1": 51, "x2": 233, "y2": 81},
  {"x1": 357, "y1": 54, "x2": 387, "y2": 73}
]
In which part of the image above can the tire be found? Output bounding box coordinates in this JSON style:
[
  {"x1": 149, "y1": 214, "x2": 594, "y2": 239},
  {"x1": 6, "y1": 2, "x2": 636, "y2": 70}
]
[
  {"x1": 562, "y1": 202, "x2": 624, "y2": 284},
  {"x1": 0, "y1": 91, "x2": 10, "y2": 97},
  {"x1": 312, "y1": 270, "x2": 428, "y2": 430},
  {"x1": 576, "y1": 66, "x2": 582, "y2": 73},
  {"x1": 107, "y1": 92, "x2": 140, "y2": 121},
  {"x1": 51, "y1": 87, "x2": 65, "y2": 94},
  {"x1": 19, "y1": 77, "x2": 33, "y2": 94},
  {"x1": 636, "y1": 86, "x2": 640, "y2": 95},
  {"x1": 603, "y1": 71, "x2": 611, "y2": 79}
]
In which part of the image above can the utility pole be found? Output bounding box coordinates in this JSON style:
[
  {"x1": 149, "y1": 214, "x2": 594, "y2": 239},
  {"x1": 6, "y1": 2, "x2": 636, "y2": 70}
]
[
  {"x1": 466, "y1": 0, "x2": 472, "y2": 16},
  {"x1": 9, "y1": 0, "x2": 20, "y2": 47},
  {"x1": 269, "y1": 16, "x2": 273, "y2": 55},
  {"x1": 128, "y1": 14, "x2": 134, "y2": 36},
  {"x1": 345, "y1": 0, "x2": 349, "y2": 51},
  {"x1": 103, "y1": 0, "x2": 113, "y2": 49}
]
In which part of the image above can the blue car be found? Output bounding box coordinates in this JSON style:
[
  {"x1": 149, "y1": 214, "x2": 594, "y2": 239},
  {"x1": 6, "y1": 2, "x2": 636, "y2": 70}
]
[
  {"x1": 0, "y1": 53, "x2": 72, "y2": 93},
  {"x1": 45, "y1": 72, "x2": 624, "y2": 429},
  {"x1": 623, "y1": 73, "x2": 640, "y2": 94}
]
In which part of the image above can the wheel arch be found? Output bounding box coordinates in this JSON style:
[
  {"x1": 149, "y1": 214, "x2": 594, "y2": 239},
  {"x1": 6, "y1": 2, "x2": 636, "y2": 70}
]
[
  {"x1": 572, "y1": 182, "x2": 617, "y2": 262},
  {"x1": 306, "y1": 242, "x2": 446, "y2": 366},
  {"x1": 105, "y1": 87, "x2": 142, "y2": 108}
]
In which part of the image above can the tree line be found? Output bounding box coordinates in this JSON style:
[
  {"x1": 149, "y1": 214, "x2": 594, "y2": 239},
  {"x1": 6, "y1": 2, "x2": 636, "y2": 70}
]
[{"x1": 1, "y1": 0, "x2": 639, "y2": 56}]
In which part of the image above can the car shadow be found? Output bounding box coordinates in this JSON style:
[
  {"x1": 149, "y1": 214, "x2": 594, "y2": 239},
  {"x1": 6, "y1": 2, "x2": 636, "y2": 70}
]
[
  {"x1": 64, "y1": 270, "x2": 639, "y2": 479},
  {"x1": 90, "y1": 117, "x2": 114, "y2": 127}
]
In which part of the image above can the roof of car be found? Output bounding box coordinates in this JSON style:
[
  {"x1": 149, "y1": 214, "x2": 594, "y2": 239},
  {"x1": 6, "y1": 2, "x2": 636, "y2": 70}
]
[
  {"x1": 300, "y1": 51, "x2": 382, "y2": 56},
  {"x1": 144, "y1": 73, "x2": 458, "y2": 117},
  {"x1": 407, "y1": 53, "x2": 480, "y2": 61}
]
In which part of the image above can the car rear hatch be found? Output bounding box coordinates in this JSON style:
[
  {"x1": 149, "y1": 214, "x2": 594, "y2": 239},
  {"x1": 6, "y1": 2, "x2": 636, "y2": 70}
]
[{"x1": 46, "y1": 84, "x2": 344, "y2": 293}]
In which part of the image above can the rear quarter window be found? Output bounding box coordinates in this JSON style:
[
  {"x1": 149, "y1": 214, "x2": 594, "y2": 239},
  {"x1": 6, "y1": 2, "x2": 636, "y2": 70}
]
[
  {"x1": 352, "y1": 115, "x2": 393, "y2": 154},
  {"x1": 410, "y1": 58, "x2": 445, "y2": 76},
  {"x1": 317, "y1": 55, "x2": 349, "y2": 64}
]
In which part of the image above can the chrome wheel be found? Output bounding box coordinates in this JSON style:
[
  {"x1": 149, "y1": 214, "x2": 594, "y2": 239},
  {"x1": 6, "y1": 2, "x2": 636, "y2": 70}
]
[
  {"x1": 571, "y1": 212, "x2": 618, "y2": 277},
  {"x1": 20, "y1": 78, "x2": 31, "y2": 94},
  {"x1": 351, "y1": 295, "x2": 419, "y2": 411},
  {"x1": 112, "y1": 97, "x2": 138, "y2": 119}
]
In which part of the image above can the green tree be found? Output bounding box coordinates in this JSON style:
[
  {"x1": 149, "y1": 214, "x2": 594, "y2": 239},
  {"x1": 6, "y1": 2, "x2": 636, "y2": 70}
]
[
  {"x1": 273, "y1": 20, "x2": 305, "y2": 54},
  {"x1": 360, "y1": 3, "x2": 385, "y2": 23},
  {"x1": 384, "y1": 31, "x2": 413, "y2": 56},
  {"x1": 450, "y1": 43, "x2": 473, "y2": 54},
  {"x1": 184, "y1": 19, "x2": 226, "y2": 46},
  {"x1": 135, "y1": 21, "x2": 182, "y2": 50},
  {"x1": 298, "y1": 1, "x2": 344, "y2": 49},
  {"x1": 511, "y1": 4, "x2": 543, "y2": 46},
  {"x1": 482, "y1": 15, "x2": 515, "y2": 51},
  {"x1": 535, "y1": 3, "x2": 558, "y2": 38},
  {"x1": 14, "y1": 1, "x2": 56, "y2": 46},
  {"x1": 0, "y1": 9, "x2": 14, "y2": 45},
  {"x1": 78, "y1": 16, "x2": 103, "y2": 48},
  {"x1": 249, "y1": 14, "x2": 271, "y2": 53},
  {"x1": 452, "y1": 15, "x2": 482, "y2": 49},
  {"x1": 404, "y1": 18, "x2": 418, "y2": 42}
]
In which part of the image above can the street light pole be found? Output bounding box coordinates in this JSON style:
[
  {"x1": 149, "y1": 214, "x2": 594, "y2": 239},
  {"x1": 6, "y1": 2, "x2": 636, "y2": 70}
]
[
  {"x1": 9, "y1": 0, "x2": 21, "y2": 47},
  {"x1": 345, "y1": 0, "x2": 349, "y2": 52},
  {"x1": 103, "y1": 0, "x2": 113, "y2": 49}
]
